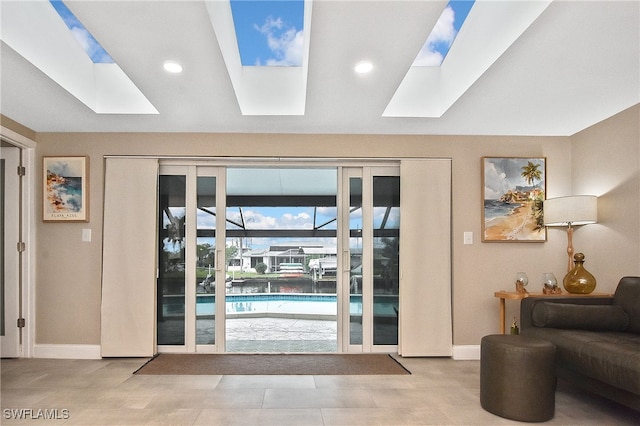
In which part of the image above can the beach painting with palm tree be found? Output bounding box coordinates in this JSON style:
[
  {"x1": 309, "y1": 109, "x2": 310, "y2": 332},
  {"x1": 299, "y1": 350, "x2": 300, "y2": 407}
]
[{"x1": 482, "y1": 157, "x2": 546, "y2": 242}]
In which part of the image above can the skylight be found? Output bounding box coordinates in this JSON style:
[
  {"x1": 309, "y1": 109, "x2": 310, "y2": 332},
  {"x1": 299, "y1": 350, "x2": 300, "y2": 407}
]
[
  {"x1": 412, "y1": 0, "x2": 475, "y2": 66},
  {"x1": 2, "y1": 1, "x2": 157, "y2": 114},
  {"x1": 49, "y1": 0, "x2": 114, "y2": 63},
  {"x1": 230, "y1": 0, "x2": 304, "y2": 66}
]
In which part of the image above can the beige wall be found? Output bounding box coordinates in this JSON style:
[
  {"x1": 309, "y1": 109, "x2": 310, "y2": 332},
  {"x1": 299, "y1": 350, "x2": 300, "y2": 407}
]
[
  {"x1": 28, "y1": 104, "x2": 640, "y2": 348},
  {"x1": 569, "y1": 105, "x2": 640, "y2": 286}
]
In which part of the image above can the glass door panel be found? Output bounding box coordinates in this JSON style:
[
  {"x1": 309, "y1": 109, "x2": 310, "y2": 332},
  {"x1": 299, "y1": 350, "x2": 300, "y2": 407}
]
[
  {"x1": 157, "y1": 174, "x2": 186, "y2": 346},
  {"x1": 372, "y1": 176, "x2": 400, "y2": 345},
  {"x1": 196, "y1": 175, "x2": 216, "y2": 345},
  {"x1": 158, "y1": 166, "x2": 223, "y2": 352},
  {"x1": 348, "y1": 176, "x2": 363, "y2": 345},
  {"x1": 342, "y1": 167, "x2": 400, "y2": 352}
]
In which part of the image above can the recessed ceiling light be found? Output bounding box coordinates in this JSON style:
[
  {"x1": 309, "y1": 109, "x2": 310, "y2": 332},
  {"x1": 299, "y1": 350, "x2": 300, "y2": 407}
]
[
  {"x1": 163, "y1": 61, "x2": 183, "y2": 74},
  {"x1": 355, "y1": 61, "x2": 373, "y2": 74}
]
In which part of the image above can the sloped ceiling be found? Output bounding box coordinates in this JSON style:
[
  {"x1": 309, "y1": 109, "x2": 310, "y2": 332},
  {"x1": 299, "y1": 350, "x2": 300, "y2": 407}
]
[{"x1": 1, "y1": 0, "x2": 638, "y2": 136}]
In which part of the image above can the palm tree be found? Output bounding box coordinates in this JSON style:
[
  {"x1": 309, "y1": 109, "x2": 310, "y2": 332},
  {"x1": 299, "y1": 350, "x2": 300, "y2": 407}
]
[
  {"x1": 521, "y1": 161, "x2": 545, "y2": 230},
  {"x1": 521, "y1": 161, "x2": 542, "y2": 186}
]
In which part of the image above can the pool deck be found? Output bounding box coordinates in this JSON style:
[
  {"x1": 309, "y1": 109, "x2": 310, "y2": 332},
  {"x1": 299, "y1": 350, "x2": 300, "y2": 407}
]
[
  {"x1": 160, "y1": 315, "x2": 397, "y2": 352},
  {"x1": 226, "y1": 317, "x2": 337, "y2": 352},
  {"x1": 161, "y1": 312, "x2": 392, "y2": 353},
  {"x1": 227, "y1": 317, "x2": 338, "y2": 352},
  {"x1": 159, "y1": 317, "x2": 342, "y2": 353}
]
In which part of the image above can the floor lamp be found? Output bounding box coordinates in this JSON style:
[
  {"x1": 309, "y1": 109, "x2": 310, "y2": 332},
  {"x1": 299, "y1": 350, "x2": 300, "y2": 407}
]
[{"x1": 544, "y1": 195, "x2": 598, "y2": 272}]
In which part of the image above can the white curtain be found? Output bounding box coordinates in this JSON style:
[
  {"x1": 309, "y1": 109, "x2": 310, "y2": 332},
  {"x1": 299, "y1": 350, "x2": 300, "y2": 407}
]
[
  {"x1": 101, "y1": 158, "x2": 158, "y2": 357},
  {"x1": 399, "y1": 159, "x2": 452, "y2": 356}
]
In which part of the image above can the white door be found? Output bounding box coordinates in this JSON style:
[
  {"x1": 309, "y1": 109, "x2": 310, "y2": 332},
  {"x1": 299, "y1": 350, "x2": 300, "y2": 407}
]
[{"x1": 1, "y1": 146, "x2": 21, "y2": 357}]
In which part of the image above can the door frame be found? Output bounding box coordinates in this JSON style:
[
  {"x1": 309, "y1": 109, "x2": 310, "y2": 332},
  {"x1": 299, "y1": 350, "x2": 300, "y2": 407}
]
[
  {"x1": 341, "y1": 165, "x2": 401, "y2": 353},
  {"x1": 0, "y1": 126, "x2": 36, "y2": 358},
  {"x1": 156, "y1": 158, "x2": 403, "y2": 354},
  {"x1": 157, "y1": 164, "x2": 226, "y2": 353}
]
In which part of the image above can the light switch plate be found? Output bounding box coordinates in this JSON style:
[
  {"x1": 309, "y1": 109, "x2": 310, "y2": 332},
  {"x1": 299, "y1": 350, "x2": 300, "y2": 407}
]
[
  {"x1": 463, "y1": 231, "x2": 473, "y2": 245},
  {"x1": 82, "y1": 228, "x2": 92, "y2": 242}
]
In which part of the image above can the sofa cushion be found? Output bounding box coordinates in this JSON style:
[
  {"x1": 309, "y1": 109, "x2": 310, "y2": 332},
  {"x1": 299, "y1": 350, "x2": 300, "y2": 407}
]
[
  {"x1": 532, "y1": 302, "x2": 629, "y2": 331},
  {"x1": 523, "y1": 328, "x2": 640, "y2": 396},
  {"x1": 613, "y1": 276, "x2": 640, "y2": 334}
]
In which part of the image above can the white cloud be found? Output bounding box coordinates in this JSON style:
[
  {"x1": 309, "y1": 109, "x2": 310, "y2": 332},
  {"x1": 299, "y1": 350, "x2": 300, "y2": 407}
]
[
  {"x1": 232, "y1": 209, "x2": 314, "y2": 230},
  {"x1": 70, "y1": 26, "x2": 112, "y2": 63},
  {"x1": 316, "y1": 207, "x2": 336, "y2": 216},
  {"x1": 413, "y1": 5, "x2": 456, "y2": 66},
  {"x1": 254, "y1": 16, "x2": 303, "y2": 66},
  {"x1": 484, "y1": 163, "x2": 511, "y2": 200},
  {"x1": 281, "y1": 212, "x2": 312, "y2": 228},
  {"x1": 428, "y1": 5, "x2": 457, "y2": 45},
  {"x1": 243, "y1": 209, "x2": 278, "y2": 228},
  {"x1": 413, "y1": 49, "x2": 444, "y2": 67}
]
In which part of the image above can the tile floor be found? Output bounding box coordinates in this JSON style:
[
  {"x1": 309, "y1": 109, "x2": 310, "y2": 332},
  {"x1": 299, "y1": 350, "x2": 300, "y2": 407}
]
[{"x1": 1, "y1": 356, "x2": 638, "y2": 425}]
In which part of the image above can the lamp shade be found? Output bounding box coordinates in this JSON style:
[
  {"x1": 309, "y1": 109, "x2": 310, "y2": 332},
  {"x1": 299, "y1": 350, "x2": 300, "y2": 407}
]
[{"x1": 544, "y1": 195, "x2": 598, "y2": 226}]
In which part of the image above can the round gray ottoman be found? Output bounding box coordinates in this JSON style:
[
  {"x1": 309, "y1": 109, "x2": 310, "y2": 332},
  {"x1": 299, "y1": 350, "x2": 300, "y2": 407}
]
[{"x1": 480, "y1": 334, "x2": 556, "y2": 422}]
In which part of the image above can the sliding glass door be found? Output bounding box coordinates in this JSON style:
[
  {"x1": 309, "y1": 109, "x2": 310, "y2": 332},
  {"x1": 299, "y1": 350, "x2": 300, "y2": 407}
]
[
  {"x1": 157, "y1": 171, "x2": 187, "y2": 346},
  {"x1": 372, "y1": 173, "x2": 400, "y2": 347},
  {"x1": 157, "y1": 165, "x2": 224, "y2": 352},
  {"x1": 157, "y1": 163, "x2": 399, "y2": 353},
  {"x1": 342, "y1": 166, "x2": 400, "y2": 352},
  {"x1": 194, "y1": 170, "x2": 220, "y2": 347}
]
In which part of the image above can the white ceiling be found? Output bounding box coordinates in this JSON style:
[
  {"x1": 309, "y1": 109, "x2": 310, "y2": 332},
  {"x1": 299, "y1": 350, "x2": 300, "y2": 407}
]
[{"x1": 1, "y1": 0, "x2": 638, "y2": 136}]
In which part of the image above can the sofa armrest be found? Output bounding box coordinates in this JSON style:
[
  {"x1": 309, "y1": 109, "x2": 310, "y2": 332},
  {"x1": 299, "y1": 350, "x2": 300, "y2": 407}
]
[{"x1": 520, "y1": 296, "x2": 613, "y2": 331}]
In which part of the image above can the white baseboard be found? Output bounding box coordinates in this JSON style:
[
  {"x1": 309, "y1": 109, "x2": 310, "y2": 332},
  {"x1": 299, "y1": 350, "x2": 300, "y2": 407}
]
[
  {"x1": 30, "y1": 344, "x2": 478, "y2": 361},
  {"x1": 33, "y1": 344, "x2": 101, "y2": 359},
  {"x1": 452, "y1": 345, "x2": 480, "y2": 360}
]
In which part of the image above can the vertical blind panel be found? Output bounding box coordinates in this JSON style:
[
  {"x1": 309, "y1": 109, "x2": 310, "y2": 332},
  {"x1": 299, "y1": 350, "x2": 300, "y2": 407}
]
[
  {"x1": 101, "y1": 158, "x2": 158, "y2": 357},
  {"x1": 399, "y1": 159, "x2": 452, "y2": 356}
]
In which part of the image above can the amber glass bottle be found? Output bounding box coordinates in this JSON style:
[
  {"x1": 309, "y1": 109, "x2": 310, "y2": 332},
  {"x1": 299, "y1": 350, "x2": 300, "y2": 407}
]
[{"x1": 563, "y1": 253, "x2": 596, "y2": 294}]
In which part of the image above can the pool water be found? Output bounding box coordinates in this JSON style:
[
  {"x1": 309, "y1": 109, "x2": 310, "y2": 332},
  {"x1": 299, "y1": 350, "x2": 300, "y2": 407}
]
[{"x1": 162, "y1": 294, "x2": 398, "y2": 318}]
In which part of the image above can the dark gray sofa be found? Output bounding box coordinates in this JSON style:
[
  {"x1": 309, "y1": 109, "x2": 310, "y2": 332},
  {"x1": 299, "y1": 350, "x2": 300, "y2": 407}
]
[{"x1": 520, "y1": 276, "x2": 640, "y2": 411}]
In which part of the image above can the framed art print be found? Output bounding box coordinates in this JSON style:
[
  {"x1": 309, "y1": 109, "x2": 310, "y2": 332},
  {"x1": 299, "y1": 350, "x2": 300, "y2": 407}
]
[
  {"x1": 482, "y1": 157, "x2": 546, "y2": 242},
  {"x1": 43, "y1": 156, "x2": 89, "y2": 222}
]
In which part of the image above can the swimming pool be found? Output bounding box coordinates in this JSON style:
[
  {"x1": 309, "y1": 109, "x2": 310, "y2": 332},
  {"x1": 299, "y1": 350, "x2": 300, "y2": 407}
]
[{"x1": 161, "y1": 293, "x2": 398, "y2": 319}]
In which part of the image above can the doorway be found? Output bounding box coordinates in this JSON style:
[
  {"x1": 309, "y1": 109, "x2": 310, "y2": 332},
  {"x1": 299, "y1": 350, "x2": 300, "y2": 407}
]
[
  {"x1": 157, "y1": 163, "x2": 400, "y2": 353},
  {"x1": 224, "y1": 167, "x2": 339, "y2": 352}
]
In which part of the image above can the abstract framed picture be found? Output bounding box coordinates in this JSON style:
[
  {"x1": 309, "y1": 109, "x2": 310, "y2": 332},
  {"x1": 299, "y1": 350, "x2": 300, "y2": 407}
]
[
  {"x1": 482, "y1": 157, "x2": 546, "y2": 242},
  {"x1": 43, "y1": 156, "x2": 89, "y2": 222}
]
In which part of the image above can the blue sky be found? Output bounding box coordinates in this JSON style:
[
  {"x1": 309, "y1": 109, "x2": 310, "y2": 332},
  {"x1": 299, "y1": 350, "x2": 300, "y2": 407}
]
[
  {"x1": 413, "y1": 0, "x2": 475, "y2": 66},
  {"x1": 51, "y1": 0, "x2": 471, "y2": 68},
  {"x1": 231, "y1": 0, "x2": 304, "y2": 66},
  {"x1": 230, "y1": 0, "x2": 473, "y2": 67},
  {"x1": 50, "y1": 0, "x2": 113, "y2": 63}
]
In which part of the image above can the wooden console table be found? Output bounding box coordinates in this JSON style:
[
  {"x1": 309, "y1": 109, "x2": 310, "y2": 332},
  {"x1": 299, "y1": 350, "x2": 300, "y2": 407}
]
[{"x1": 494, "y1": 290, "x2": 612, "y2": 334}]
